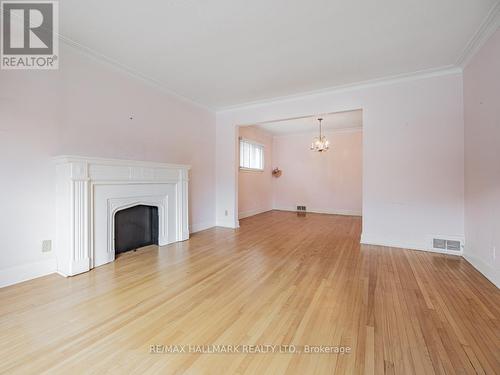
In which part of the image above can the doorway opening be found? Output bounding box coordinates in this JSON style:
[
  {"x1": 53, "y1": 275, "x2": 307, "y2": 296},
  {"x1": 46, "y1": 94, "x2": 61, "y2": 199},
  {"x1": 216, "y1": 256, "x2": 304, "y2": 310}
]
[{"x1": 236, "y1": 109, "x2": 363, "y2": 223}]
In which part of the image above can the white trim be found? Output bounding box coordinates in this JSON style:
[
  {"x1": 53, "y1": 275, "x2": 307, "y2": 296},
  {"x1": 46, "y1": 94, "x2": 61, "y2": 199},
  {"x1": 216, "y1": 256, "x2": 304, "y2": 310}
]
[
  {"x1": 239, "y1": 208, "x2": 272, "y2": 219},
  {"x1": 53, "y1": 155, "x2": 191, "y2": 170},
  {"x1": 56, "y1": 2, "x2": 496, "y2": 112},
  {"x1": 239, "y1": 167, "x2": 265, "y2": 173},
  {"x1": 249, "y1": 109, "x2": 362, "y2": 128},
  {"x1": 456, "y1": 2, "x2": 500, "y2": 68},
  {"x1": 59, "y1": 37, "x2": 214, "y2": 112},
  {"x1": 238, "y1": 137, "x2": 265, "y2": 148},
  {"x1": 273, "y1": 207, "x2": 362, "y2": 217},
  {"x1": 190, "y1": 221, "x2": 216, "y2": 234},
  {"x1": 271, "y1": 126, "x2": 363, "y2": 138},
  {"x1": 60, "y1": 29, "x2": 462, "y2": 113},
  {"x1": 0, "y1": 258, "x2": 57, "y2": 288},
  {"x1": 216, "y1": 219, "x2": 240, "y2": 229},
  {"x1": 217, "y1": 66, "x2": 461, "y2": 112},
  {"x1": 463, "y1": 254, "x2": 500, "y2": 289},
  {"x1": 69, "y1": 258, "x2": 91, "y2": 276},
  {"x1": 360, "y1": 234, "x2": 463, "y2": 256},
  {"x1": 239, "y1": 138, "x2": 265, "y2": 171},
  {"x1": 55, "y1": 156, "x2": 190, "y2": 276}
]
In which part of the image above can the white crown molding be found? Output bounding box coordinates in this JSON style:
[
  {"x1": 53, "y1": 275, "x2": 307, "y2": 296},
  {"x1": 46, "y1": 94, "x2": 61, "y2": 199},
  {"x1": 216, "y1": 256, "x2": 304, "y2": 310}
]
[
  {"x1": 217, "y1": 65, "x2": 462, "y2": 113},
  {"x1": 58, "y1": 36, "x2": 214, "y2": 112},
  {"x1": 60, "y1": 30, "x2": 462, "y2": 114},
  {"x1": 455, "y1": 2, "x2": 500, "y2": 68},
  {"x1": 57, "y1": 2, "x2": 496, "y2": 113}
]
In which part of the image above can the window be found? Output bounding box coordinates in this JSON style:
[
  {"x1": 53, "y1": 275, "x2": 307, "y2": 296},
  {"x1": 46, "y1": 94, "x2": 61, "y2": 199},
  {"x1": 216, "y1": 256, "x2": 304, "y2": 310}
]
[{"x1": 239, "y1": 138, "x2": 264, "y2": 171}]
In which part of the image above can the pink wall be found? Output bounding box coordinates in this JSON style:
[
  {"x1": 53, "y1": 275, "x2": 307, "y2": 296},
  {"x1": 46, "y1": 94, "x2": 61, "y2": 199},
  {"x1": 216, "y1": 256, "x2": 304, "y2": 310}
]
[
  {"x1": 0, "y1": 45, "x2": 215, "y2": 284},
  {"x1": 238, "y1": 126, "x2": 273, "y2": 217},
  {"x1": 217, "y1": 71, "x2": 464, "y2": 252},
  {"x1": 464, "y1": 28, "x2": 500, "y2": 288},
  {"x1": 272, "y1": 129, "x2": 362, "y2": 215}
]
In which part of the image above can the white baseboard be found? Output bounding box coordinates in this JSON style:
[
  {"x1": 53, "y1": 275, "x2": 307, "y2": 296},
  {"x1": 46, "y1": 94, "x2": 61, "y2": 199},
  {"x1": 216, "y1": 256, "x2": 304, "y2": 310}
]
[
  {"x1": 190, "y1": 221, "x2": 216, "y2": 234},
  {"x1": 273, "y1": 206, "x2": 362, "y2": 216},
  {"x1": 360, "y1": 234, "x2": 463, "y2": 256},
  {"x1": 0, "y1": 258, "x2": 57, "y2": 288},
  {"x1": 360, "y1": 235, "x2": 498, "y2": 289},
  {"x1": 69, "y1": 258, "x2": 91, "y2": 276},
  {"x1": 463, "y1": 254, "x2": 500, "y2": 289},
  {"x1": 215, "y1": 219, "x2": 240, "y2": 229},
  {"x1": 56, "y1": 270, "x2": 69, "y2": 278},
  {"x1": 238, "y1": 207, "x2": 272, "y2": 219}
]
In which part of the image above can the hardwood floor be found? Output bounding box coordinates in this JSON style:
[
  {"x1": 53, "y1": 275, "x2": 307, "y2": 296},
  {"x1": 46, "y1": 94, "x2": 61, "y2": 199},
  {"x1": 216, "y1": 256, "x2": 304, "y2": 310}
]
[{"x1": 0, "y1": 211, "x2": 499, "y2": 374}]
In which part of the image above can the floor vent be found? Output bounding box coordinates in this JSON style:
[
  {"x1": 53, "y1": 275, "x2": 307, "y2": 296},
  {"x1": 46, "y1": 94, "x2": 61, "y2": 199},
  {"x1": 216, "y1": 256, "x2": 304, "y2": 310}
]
[{"x1": 432, "y1": 238, "x2": 463, "y2": 252}]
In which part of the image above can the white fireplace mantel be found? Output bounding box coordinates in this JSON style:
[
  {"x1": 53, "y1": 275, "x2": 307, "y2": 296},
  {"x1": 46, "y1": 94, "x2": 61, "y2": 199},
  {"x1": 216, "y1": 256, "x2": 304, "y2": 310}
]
[{"x1": 54, "y1": 156, "x2": 190, "y2": 276}]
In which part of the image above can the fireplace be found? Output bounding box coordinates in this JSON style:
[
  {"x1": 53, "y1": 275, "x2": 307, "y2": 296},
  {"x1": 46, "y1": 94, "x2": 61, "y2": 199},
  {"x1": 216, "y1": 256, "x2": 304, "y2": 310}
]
[
  {"x1": 114, "y1": 205, "x2": 159, "y2": 254},
  {"x1": 54, "y1": 156, "x2": 190, "y2": 276}
]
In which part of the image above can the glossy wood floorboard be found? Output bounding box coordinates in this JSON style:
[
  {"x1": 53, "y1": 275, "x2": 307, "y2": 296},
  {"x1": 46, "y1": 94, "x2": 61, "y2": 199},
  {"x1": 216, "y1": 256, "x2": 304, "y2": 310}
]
[{"x1": 0, "y1": 211, "x2": 499, "y2": 374}]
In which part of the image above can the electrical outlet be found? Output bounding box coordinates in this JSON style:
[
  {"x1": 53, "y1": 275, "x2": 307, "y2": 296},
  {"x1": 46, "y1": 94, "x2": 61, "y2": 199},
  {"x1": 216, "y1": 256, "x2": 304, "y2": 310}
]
[
  {"x1": 42, "y1": 240, "x2": 52, "y2": 253},
  {"x1": 224, "y1": 210, "x2": 228, "y2": 216}
]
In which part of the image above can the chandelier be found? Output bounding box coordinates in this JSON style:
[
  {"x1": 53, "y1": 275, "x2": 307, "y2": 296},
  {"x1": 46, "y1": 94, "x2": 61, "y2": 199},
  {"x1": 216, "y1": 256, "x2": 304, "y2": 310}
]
[{"x1": 310, "y1": 118, "x2": 329, "y2": 152}]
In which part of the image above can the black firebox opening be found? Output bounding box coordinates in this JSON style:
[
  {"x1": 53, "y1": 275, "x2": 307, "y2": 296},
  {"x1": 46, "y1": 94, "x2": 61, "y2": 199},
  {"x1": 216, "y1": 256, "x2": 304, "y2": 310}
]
[{"x1": 114, "y1": 205, "x2": 159, "y2": 254}]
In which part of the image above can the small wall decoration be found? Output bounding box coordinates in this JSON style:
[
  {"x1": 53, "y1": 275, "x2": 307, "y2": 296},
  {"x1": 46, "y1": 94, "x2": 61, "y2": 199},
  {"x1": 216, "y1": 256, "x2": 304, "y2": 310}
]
[{"x1": 272, "y1": 167, "x2": 282, "y2": 177}]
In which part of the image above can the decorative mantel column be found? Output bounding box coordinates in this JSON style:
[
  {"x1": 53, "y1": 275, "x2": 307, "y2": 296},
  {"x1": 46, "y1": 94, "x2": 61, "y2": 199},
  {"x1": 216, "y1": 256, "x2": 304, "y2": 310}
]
[{"x1": 54, "y1": 156, "x2": 190, "y2": 276}]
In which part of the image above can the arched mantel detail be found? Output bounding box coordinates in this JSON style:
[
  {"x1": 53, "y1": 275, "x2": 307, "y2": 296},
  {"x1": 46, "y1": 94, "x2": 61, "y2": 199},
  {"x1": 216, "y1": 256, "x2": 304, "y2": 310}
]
[{"x1": 54, "y1": 156, "x2": 190, "y2": 276}]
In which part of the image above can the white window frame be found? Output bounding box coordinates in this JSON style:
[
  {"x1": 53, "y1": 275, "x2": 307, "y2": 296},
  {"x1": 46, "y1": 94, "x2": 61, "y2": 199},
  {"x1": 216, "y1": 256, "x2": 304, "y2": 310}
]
[{"x1": 239, "y1": 138, "x2": 265, "y2": 172}]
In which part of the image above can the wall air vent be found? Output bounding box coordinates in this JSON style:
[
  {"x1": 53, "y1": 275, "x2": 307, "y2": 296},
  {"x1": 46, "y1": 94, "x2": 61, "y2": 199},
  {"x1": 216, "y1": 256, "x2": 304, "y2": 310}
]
[
  {"x1": 431, "y1": 237, "x2": 464, "y2": 253},
  {"x1": 446, "y1": 240, "x2": 461, "y2": 252},
  {"x1": 433, "y1": 239, "x2": 446, "y2": 249}
]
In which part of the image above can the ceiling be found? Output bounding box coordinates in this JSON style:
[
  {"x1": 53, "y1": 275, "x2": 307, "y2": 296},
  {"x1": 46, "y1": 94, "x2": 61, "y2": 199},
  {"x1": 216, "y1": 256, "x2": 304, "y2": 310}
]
[
  {"x1": 250, "y1": 110, "x2": 362, "y2": 136},
  {"x1": 59, "y1": 0, "x2": 498, "y2": 109}
]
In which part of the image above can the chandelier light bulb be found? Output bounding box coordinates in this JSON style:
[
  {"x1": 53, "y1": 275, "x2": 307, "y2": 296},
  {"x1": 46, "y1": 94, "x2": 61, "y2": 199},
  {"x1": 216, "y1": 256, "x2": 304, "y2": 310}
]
[{"x1": 310, "y1": 118, "x2": 330, "y2": 152}]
